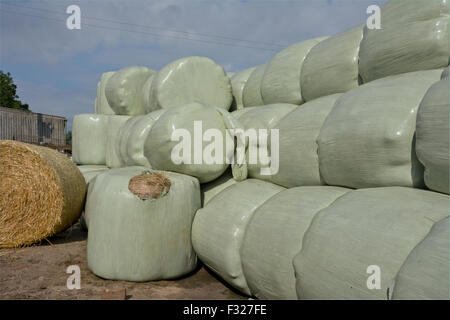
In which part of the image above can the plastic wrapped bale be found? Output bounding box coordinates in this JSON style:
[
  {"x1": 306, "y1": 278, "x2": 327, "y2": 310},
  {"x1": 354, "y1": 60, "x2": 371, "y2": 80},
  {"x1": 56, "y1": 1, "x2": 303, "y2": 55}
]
[
  {"x1": 260, "y1": 37, "x2": 327, "y2": 105},
  {"x1": 147, "y1": 56, "x2": 232, "y2": 112},
  {"x1": 192, "y1": 179, "x2": 284, "y2": 295},
  {"x1": 105, "y1": 66, "x2": 155, "y2": 115},
  {"x1": 233, "y1": 103, "x2": 297, "y2": 181},
  {"x1": 76, "y1": 165, "x2": 109, "y2": 184},
  {"x1": 293, "y1": 187, "x2": 449, "y2": 300},
  {"x1": 416, "y1": 78, "x2": 450, "y2": 194},
  {"x1": 106, "y1": 115, "x2": 131, "y2": 168},
  {"x1": 121, "y1": 109, "x2": 167, "y2": 167},
  {"x1": 141, "y1": 73, "x2": 156, "y2": 114},
  {"x1": 144, "y1": 102, "x2": 231, "y2": 183},
  {"x1": 241, "y1": 186, "x2": 350, "y2": 300},
  {"x1": 230, "y1": 67, "x2": 256, "y2": 110},
  {"x1": 442, "y1": 67, "x2": 449, "y2": 79},
  {"x1": 269, "y1": 94, "x2": 342, "y2": 188},
  {"x1": 242, "y1": 65, "x2": 267, "y2": 107},
  {"x1": 72, "y1": 114, "x2": 109, "y2": 165},
  {"x1": 301, "y1": 26, "x2": 363, "y2": 101},
  {"x1": 359, "y1": 0, "x2": 449, "y2": 83},
  {"x1": 117, "y1": 116, "x2": 145, "y2": 166},
  {"x1": 87, "y1": 167, "x2": 200, "y2": 281},
  {"x1": 0, "y1": 140, "x2": 86, "y2": 248},
  {"x1": 200, "y1": 168, "x2": 236, "y2": 206},
  {"x1": 94, "y1": 71, "x2": 116, "y2": 115},
  {"x1": 317, "y1": 70, "x2": 442, "y2": 189},
  {"x1": 389, "y1": 217, "x2": 449, "y2": 300}
]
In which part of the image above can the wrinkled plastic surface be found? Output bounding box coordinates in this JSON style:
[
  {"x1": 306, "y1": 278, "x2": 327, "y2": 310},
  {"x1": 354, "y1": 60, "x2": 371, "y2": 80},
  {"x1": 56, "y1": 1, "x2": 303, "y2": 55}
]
[
  {"x1": 301, "y1": 26, "x2": 363, "y2": 101},
  {"x1": 271, "y1": 94, "x2": 342, "y2": 188},
  {"x1": 234, "y1": 103, "x2": 297, "y2": 181},
  {"x1": 105, "y1": 115, "x2": 131, "y2": 168},
  {"x1": 294, "y1": 187, "x2": 449, "y2": 299},
  {"x1": 76, "y1": 165, "x2": 109, "y2": 184},
  {"x1": 241, "y1": 186, "x2": 350, "y2": 299},
  {"x1": 260, "y1": 37, "x2": 327, "y2": 105},
  {"x1": 122, "y1": 110, "x2": 167, "y2": 167},
  {"x1": 118, "y1": 116, "x2": 144, "y2": 166},
  {"x1": 359, "y1": 0, "x2": 449, "y2": 83},
  {"x1": 95, "y1": 72, "x2": 116, "y2": 115},
  {"x1": 230, "y1": 67, "x2": 256, "y2": 110},
  {"x1": 242, "y1": 65, "x2": 266, "y2": 107},
  {"x1": 148, "y1": 56, "x2": 232, "y2": 112},
  {"x1": 144, "y1": 102, "x2": 229, "y2": 183},
  {"x1": 200, "y1": 168, "x2": 236, "y2": 206},
  {"x1": 192, "y1": 179, "x2": 284, "y2": 295},
  {"x1": 72, "y1": 114, "x2": 108, "y2": 165},
  {"x1": 390, "y1": 217, "x2": 449, "y2": 300},
  {"x1": 416, "y1": 78, "x2": 450, "y2": 194},
  {"x1": 105, "y1": 66, "x2": 155, "y2": 115},
  {"x1": 442, "y1": 67, "x2": 449, "y2": 79},
  {"x1": 141, "y1": 74, "x2": 156, "y2": 114},
  {"x1": 87, "y1": 167, "x2": 201, "y2": 281},
  {"x1": 318, "y1": 70, "x2": 442, "y2": 189}
]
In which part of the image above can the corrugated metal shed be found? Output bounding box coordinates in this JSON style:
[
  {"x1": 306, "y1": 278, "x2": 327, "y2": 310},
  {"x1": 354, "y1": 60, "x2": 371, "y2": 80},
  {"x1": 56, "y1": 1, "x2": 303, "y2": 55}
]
[{"x1": 0, "y1": 107, "x2": 67, "y2": 147}]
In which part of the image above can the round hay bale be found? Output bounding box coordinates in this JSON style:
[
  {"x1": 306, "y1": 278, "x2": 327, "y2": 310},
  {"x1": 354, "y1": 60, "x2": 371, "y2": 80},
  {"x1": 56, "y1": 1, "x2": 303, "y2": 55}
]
[{"x1": 0, "y1": 140, "x2": 86, "y2": 248}]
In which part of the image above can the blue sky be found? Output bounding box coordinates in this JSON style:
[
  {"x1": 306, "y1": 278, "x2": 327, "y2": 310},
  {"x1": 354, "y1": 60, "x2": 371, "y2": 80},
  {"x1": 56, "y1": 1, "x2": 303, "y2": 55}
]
[{"x1": 0, "y1": 0, "x2": 387, "y2": 129}]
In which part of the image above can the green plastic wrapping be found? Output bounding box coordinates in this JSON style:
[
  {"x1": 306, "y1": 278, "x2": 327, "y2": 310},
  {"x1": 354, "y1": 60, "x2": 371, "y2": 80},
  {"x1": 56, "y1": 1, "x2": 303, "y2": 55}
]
[
  {"x1": 148, "y1": 56, "x2": 232, "y2": 112},
  {"x1": 242, "y1": 65, "x2": 267, "y2": 107},
  {"x1": 94, "y1": 71, "x2": 116, "y2": 115},
  {"x1": 271, "y1": 94, "x2": 342, "y2": 188},
  {"x1": 105, "y1": 115, "x2": 131, "y2": 168},
  {"x1": 200, "y1": 168, "x2": 236, "y2": 206},
  {"x1": 72, "y1": 114, "x2": 108, "y2": 165},
  {"x1": 442, "y1": 67, "x2": 449, "y2": 79},
  {"x1": 293, "y1": 187, "x2": 449, "y2": 299},
  {"x1": 230, "y1": 67, "x2": 256, "y2": 110},
  {"x1": 318, "y1": 70, "x2": 442, "y2": 189},
  {"x1": 144, "y1": 102, "x2": 229, "y2": 183},
  {"x1": 359, "y1": 0, "x2": 449, "y2": 83},
  {"x1": 191, "y1": 179, "x2": 284, "y2": 295},
  {"x1": 389, "y1": 217, "x2": 449, "y2": 300},
  {"x1": 241, "y1": 186, "x2": 350, "y2": 299},
  {"x1": 105, "y1": 66, "x2": 155, "y2": 115},
  {"x1": 301, "y1": 26, "x2": 363, "y2": 102},
  {"x1": 260, "y1": 37, "x2": 327, "y2": 105},
  {"x1": 87, "y1": 167, "x2": 201, "y2": 281},
  {"x1": 76, "y1": 165, "x2": 109, "y2": 184},
  {"x1": 416, "y1": 78, "x2": 450, "y2": 194},
  {"x1": 233, "y1": 103, "x2": 297, "y2": 181},
  {"x1": 141, "y1": 74, "x2": 156, "y2": 114},
  {"x1": 118, "y1": 116, "x2": 144, "y2": 166},
  {"x1": 122, "y1": 109, "x2": 167, "y2": 167}
]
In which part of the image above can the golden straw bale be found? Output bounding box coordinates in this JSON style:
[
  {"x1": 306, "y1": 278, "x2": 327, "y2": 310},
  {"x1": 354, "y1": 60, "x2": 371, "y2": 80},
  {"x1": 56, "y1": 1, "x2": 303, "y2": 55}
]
[{"x1": 0, "y1": 140, "x2": 86, "y2": 248}]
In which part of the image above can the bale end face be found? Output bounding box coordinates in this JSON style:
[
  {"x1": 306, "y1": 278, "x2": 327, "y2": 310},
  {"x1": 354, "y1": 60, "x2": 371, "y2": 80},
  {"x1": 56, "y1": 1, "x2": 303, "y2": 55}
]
[
  {"x1": 0, "y1": 140, "x2": 86, "y2": 248},
  {"x1": 128, "y1": 171, "x2": 171, "y2": 200}
]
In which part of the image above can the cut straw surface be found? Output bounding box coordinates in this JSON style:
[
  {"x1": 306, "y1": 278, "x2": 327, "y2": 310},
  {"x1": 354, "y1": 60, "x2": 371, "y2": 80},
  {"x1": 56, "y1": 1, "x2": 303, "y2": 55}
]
[{"x1": 0, "y1": 140, "x2": 86, "y2": 248}]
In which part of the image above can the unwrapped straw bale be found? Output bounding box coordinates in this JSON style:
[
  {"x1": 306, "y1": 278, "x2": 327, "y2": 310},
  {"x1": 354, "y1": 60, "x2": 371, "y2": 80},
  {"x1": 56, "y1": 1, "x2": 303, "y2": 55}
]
[{"x1": 0, "y1": 140, "x2": 86, "y2": 248}]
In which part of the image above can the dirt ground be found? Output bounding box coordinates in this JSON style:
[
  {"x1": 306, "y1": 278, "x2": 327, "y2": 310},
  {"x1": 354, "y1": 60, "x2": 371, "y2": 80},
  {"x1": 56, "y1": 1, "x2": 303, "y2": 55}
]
[{"x1": 0, "y1": 221, "x2": 246, "y2": 300}]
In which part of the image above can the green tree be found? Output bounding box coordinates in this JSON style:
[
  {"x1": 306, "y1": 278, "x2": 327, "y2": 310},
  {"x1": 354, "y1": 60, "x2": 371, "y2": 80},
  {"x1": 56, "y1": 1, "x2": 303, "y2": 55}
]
[
  {"x1": 0, "y1": 70, "x2": 30, "y2": 111},
  {"x1": 66, "y1": 130, "x2": 72, "y2": 146}
]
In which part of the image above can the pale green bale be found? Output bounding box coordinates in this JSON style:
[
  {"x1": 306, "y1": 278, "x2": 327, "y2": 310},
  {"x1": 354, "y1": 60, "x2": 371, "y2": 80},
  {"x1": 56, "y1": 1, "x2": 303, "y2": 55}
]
[
  {"x1": 118, "y1": 116, "x2": 144, "y2": 166},
  {"x1": 318, "y1": 70, "x2": 442, "y2": 189},
  {"x1": 294, "y1": 187, "x2": 449, "y2": 299},
  {"x1": 87, "y1": 167, "x2": 201, "y2": 281},
  {"x1": 105, "y1": 115, "x2": 131, "y2": 168},
  {"x1": 242, "y1": 186, "x2": 350, "y2": 300},
  {"x1": 192, "y1": 179, "x2": 284, "y2": 295},
  {"x1": 95, "y1": 71, "x2": 116, "y2": 115},
  {"x1": 105, "y1": 66, "x2": 155, "y2": 115},
  {"x1": 242, "y1": 65, "x2": 266, "y2": 107},
  {"x1": 72, "y1": 114, "x2": 109, "y2": 165},
  {"x1": 148, "y1": 56, "x2": 232, "y2": 112},
  {"x1": 200, "y1": 168, "x2": 236, "y2": 206},
  {"x1": 416, "y1": 78, "x2": 450, "y2": 194},
  {"x1": 76, "y1": 165, "x2": 109, "y2": 184},
  {"x1": 144, "y1": 102, "x2": 229, "y2": 183},
  {"x1": 359, "y1": 0, "x2": 449, "y2": 83},
  {"x1": 301, "y1": 26, "x2": 363, "y2": 102},
  {"x1": 389, "y1": 217, "x2": 449, "y2": 300},
  {"x1": 271, "y1": 94, "x2": 342, "y2": 188},
  {"x1": 260, "y1": 37, "x2": 327, "y2": 105},
  {"x1": 230, "y1": 67, "x2": 256, "y2": 110}
]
